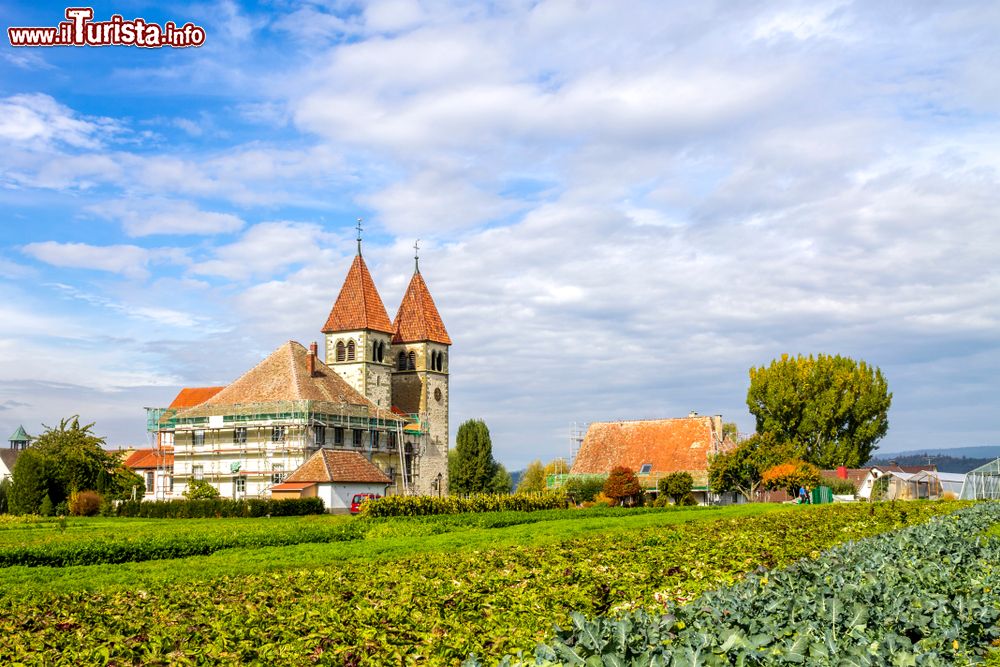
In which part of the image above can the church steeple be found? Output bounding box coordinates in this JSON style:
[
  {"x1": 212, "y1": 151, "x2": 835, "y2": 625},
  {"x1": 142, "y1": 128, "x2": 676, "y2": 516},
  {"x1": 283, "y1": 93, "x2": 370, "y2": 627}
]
[
  {"x1": 392, "y1": 268, "x2": 451, "y2": 345},
  {"x1": 321, "y1": 233, "x2": 394, "y2": 407}
]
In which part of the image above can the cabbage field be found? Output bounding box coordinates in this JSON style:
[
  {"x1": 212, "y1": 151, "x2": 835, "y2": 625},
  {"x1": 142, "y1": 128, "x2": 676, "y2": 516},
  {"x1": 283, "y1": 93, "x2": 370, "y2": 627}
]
[{"x1": 0, "y1": 500, "x2": 994, "y2": 665}]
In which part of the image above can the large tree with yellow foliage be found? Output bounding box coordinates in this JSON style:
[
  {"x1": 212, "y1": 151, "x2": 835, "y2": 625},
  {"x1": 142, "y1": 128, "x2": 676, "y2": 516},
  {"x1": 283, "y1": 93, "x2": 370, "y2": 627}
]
[{"x1": 747, "y1": 354, "x2": 892, "y2": 469}]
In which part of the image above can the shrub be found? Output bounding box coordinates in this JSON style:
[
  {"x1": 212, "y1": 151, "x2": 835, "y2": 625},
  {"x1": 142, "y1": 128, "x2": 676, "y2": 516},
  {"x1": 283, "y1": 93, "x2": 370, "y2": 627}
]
[
  {"x1": 592, "y1": 492, "x2": 615, "y2": 508},
  {"x1": 183, "y1": 479, "x2": 221, "y2": 500},
  {"x1": 657, "y1": 472, "x2": 694, "y2": 504},
  {"x1": 0, "y1": 478, "x2": 9, "y2": 514},
  {"x1": 69, "y1": 490, "x2": 102, "y2": 516},
  {"x1": 563, "y1": 475, "x2": 606, "y2": 503},
  {"x1": 762, "y1": 459, "x2": 822, "y2": 497},
  {"x1": 603, "y1": 466, "x2": 642, "y2": 506},
  {"x1": 360, "y1": 492, "x2": 568, "y2": 518},
  {"x1": 825, "y1": 478, "x2": 858, "y2": 495},
  {"x1": 113, "y1": 497, "x2": 324, "y2": 518},
  {"x1": 39, "y1": 494, "x2": 54, "y2": 517}
]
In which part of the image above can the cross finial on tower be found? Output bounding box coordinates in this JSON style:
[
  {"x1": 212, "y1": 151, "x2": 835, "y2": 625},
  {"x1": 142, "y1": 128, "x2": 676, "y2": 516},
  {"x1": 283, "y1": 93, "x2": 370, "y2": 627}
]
[
  {"x1": 413, "y1": 238, "x2": 421, "y2": 273},
  {"x1": 355, "y1": 218, "x2": 364, "y2": 255}
]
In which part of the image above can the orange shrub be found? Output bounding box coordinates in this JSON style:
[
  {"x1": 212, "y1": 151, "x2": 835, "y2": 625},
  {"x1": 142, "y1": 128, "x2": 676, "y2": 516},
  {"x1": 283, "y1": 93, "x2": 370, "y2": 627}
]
[{"x1": 69, "y1": 490, "x2": 102, "y2": 517}]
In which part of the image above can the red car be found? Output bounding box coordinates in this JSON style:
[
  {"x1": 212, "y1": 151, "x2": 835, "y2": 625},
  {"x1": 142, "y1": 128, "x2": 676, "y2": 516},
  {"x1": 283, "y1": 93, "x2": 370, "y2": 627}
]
[{"x1": 350, "y1": 493, "x2": 381, "y2": 514}]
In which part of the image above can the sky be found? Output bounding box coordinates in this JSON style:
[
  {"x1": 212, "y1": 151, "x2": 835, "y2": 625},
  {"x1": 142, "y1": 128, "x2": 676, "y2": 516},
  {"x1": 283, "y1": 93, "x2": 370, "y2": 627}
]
[{"x1": 1, "y1": 1, "x2": 998, "y2": 469}]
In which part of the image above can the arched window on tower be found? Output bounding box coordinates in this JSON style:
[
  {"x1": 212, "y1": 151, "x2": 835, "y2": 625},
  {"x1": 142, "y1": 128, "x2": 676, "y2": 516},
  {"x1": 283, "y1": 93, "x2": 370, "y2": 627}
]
[
  {"x1": 398, "y1": 351, "x2": 407, "y2": 370},
  {"x1": 375, "y1": 341, "x2": 384, "y2": 362},
  {"x1": 335, "y1": 341, "x2": 346, "y2": 362},
  {"x1": 347, "y1": 340, "x2": 356, "y2": 361},
  {"x1": 407, "y1": 351, "x2": 416, "y2": 370}
]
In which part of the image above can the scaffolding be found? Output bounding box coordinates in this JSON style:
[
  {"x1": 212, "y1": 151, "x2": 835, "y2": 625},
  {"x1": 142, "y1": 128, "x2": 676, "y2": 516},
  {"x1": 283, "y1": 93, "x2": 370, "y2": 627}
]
[
  {"x1": 961, "y1": 458, "x2": 1000, "y2": 500},
  {"x1": 154, "y1": 400, "x2": 407, "y2": 499},
  {"x1": 569, "y1": 422, "x2": 587, "y2": 466}
]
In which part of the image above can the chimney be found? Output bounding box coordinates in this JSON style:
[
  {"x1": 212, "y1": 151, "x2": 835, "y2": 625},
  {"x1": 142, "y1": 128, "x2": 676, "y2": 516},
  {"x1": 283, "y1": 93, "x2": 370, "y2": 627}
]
[
  {"x1": 836, "y1": 465, "x2": 847, "y2": 480},
  {"x1": 308, "y1": 341, "x2": 318, "y2": 377}
]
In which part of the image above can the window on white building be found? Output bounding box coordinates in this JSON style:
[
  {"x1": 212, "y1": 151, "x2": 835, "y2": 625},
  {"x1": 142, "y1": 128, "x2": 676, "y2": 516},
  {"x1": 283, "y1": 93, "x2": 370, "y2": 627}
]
[
  {"x1": 387, "y1": 431, "x2": 397, "y2": 451},
  {"x1": 334, "y1": 427, "x2": 344, "y2": 446},
  {"x1": 145, "y1": 471, "x2": 155, "y2": 493},
  {"x1": 193, "y1": 430, "x2": 205, "y2": 447},
  {"x1": 235, "y1": 476, "x2": 246, "y2": 494},
  {"x1": 272, "y1": 464, "x2": 285, "y2": 485},
  {"x1": 234, "y1": 427, "x2": 247, "y2": 444},
  {"x1": 353, "y1": 429, "x2": 364, "y2": 447},
  {"x1": 314, "y1": 425, "x2": 325, "y2": 447},
  {"x1": 192, "y1": 465, "x2": 204, "y2": 481},
  {"x1": 167, "y1": 475, "x2": 174, "y2": 492},
  {"x1": 272, "y1": 426, "x2": 285, "y2": 443}
]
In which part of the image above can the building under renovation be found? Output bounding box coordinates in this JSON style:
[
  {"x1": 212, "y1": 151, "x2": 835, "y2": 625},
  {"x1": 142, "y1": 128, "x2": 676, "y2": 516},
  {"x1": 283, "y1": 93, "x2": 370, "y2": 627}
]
[{"x1": 144, "y1": 237, "x2": 451, "y2": 499}]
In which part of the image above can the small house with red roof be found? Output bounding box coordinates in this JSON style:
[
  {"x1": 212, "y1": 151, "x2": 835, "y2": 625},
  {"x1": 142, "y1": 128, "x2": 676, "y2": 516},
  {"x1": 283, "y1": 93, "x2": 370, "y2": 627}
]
[
  {"x1": 123, "y1": 448, "x2": 175, "y2": 500},
  {"x1": 271, "y1": 449, "x2": 392, "y2": 512}
]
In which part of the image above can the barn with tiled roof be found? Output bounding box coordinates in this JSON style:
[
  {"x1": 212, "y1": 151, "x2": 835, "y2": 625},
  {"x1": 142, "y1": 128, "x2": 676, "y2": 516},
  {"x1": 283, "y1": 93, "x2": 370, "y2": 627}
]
[{"x1": 570, "y1": 414, "x2": 732, "y2": 503}]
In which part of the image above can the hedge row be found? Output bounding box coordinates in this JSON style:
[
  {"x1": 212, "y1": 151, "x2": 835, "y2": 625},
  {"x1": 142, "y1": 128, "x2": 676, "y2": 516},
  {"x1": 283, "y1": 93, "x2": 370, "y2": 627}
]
[
  {"x1": 113, "y1": 497, "x2": 324, "y2": 518},
  {"x1": 482, "y1": 501, "x2": 1000, "y2": 666},
  {"x1": 360, "y1": 492, "x2": 570, "y2": 517}
]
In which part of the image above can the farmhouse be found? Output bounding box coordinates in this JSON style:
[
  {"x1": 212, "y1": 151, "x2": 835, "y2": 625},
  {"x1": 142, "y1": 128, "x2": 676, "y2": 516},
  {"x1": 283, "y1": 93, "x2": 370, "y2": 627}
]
[
  {"x1": 122, "y1": 447, "x2": 175, "y2": 501},
  {"x1": 148, "y1": 238, "x2": 451, "y2": 500},
  {"x1": 569, "y1": 414, "x2": 732, "y2": 504}
]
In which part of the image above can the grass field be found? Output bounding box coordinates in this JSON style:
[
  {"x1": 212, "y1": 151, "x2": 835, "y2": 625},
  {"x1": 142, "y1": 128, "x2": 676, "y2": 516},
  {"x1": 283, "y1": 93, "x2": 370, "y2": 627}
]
[{"x1": 0, "y1": 501, "x2": 971, "y2": 665}]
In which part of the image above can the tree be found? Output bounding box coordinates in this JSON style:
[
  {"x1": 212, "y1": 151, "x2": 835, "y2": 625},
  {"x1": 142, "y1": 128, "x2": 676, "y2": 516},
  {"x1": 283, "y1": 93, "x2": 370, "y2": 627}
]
[
  {"x1": 761, "y1": 459, "x2": 822, "y2": 497},
  {"x1": 747, "y1": 354, "x2": 892, "y2": 468},
  {"x1": 0, "y1": 477, "x2": 10, "y2": 514},
  {"x1": 9, "y1": 416, "x2": 136, "y2": 514},
  {"x1": 449, "y1": 419, "x2": 506, "y2": 495},
  {"x1": 183, "y1": 479, "x2": 220, "y2": 500},
  {"x1": 658, "y1": 472, "x2": 694, "y2": 504},
  {"x1": 603, "y1": 466, "x2": 642, "y2": 506},
  {"x1": 489, "y1": 464, "x2": 513, "y2": 494},
  {"x1": 563, "y1": 475, "x2": 605, "y2": 503},
  {"x1": 516, "y1": 460, "x2": 546, "y2": 494},
  {"x1": 708, "y1": 432, "x2": 798, "y2": 502},
  {"x1": 9, "y1": 448, "x2": 50, "y2": 515}
]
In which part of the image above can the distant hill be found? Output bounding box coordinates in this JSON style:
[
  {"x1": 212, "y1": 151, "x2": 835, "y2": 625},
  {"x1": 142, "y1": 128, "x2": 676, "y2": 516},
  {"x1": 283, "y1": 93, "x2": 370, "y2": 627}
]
[
  {"x1": 878, "y1": 445, "x2": 1000, "y2": 459},
  {"x1": 867, "y1": 453, "x2": 994, "y2": 474}
]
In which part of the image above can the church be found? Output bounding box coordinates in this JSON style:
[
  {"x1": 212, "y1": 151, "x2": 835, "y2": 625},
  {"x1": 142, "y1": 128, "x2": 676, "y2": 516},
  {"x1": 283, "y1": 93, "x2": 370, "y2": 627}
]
[{"x1": 146, "y1": 232, "x2": 451, "y2": 500}]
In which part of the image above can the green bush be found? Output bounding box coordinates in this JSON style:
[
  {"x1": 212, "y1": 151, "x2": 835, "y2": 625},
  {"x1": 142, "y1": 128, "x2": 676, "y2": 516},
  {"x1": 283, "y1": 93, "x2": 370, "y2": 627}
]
[
  {"x1": 183, "y1": 479, "x2": 221, "y2": 500},
  {"x1": 114, "y1": 497, "x2": 324, "y2": 519},
  {"x1": 825, "y1": 478, "x2": 858, "y2": 495},
  {"x1": 361, "y1": 492, "x2": 569, "y2": 517},
  {"x1": 562, "y1": 475, "x2": 606, "y2": 503},
  {"x1": 658, "y1": 472, "x2": 694, "y2": 504}
]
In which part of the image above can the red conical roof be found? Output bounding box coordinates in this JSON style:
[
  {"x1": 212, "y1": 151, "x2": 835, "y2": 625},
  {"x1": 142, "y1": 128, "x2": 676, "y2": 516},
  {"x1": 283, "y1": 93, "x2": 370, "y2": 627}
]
[
  {"x1": 392, "y1": 271, "x2": 451, "y2": 344},
  {"x1": 322, "y1": 254, "x2": 394, "y2": 334}
]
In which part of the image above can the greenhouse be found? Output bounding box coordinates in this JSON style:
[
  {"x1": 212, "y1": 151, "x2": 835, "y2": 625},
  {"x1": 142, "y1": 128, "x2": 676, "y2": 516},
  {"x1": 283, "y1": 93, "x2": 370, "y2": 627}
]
[{"x1": 960, "y1": 458, "x2": 1000, "y2": 500}]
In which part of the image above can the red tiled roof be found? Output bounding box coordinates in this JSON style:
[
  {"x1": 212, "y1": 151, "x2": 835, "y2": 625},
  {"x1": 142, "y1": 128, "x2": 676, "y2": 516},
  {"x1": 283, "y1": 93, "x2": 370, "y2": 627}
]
[
  {"x1": 570, "y1": 417, "x2": 728, "y2": 485},
  {"x1": 175, "y1": 341, "x2": 401, "y2": 422},
  {"x1": 284, "y1": 449, "x2": 392, "y2": 484},
  {"x1": 123, "y1": 448, "x2": 174, "y2": 470},
  {"x1": 392, "y1": 271, "x2": 451, "y2": 345},
  {"x1": 322, "y1": 254, "x2": 394, "y2": 334},
  {"x1": 168, "y1": 387, "x2": 224, "y2": 409}
]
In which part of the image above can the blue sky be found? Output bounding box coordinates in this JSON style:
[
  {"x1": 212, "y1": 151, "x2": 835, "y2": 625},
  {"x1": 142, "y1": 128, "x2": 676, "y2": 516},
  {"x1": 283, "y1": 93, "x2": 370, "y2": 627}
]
[{"x1": 1, "y1": 1, "x2": 998, "y2": 467}]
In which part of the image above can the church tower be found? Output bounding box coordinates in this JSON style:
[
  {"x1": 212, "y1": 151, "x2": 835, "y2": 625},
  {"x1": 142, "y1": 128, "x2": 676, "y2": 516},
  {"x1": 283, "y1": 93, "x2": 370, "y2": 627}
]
[
  {"x1": 321, "y1": 227, "x2": 394, "y2": 408},
  {"x1": 390, "y1": 248, "x2": 451, "y2": 495}
]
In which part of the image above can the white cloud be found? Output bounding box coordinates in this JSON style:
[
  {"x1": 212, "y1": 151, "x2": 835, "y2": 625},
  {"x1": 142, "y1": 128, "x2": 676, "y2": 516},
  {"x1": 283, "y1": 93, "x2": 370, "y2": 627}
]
[
  {"x1": 0, "y1": 94, "x2": 120, "y2": 149},
  {"x1": 93, "y1": 198, "x2": 245, "y2": 237},
  {"x1": 192, "y1": 221, "x2": 337, "y2": 280},
  {"x1": 21, "y1": 242, "x2": 185, "y2": 279}
]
